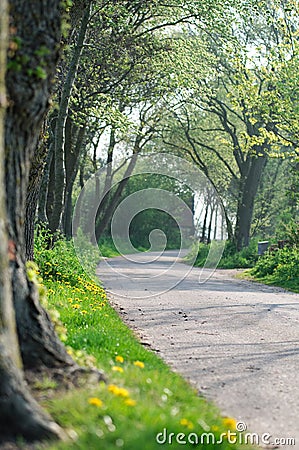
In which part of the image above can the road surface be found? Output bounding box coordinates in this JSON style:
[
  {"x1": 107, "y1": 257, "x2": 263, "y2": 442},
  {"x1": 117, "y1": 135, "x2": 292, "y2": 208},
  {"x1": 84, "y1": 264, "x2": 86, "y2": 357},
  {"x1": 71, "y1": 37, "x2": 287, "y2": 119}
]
[{"x1": 96, "y1": 250, "x2": 299, "y2": 449}]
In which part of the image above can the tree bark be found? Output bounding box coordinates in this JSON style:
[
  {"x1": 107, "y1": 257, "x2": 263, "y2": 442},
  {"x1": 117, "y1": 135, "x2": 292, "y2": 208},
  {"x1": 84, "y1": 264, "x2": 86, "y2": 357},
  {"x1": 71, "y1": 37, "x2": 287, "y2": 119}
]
[
  {"x1": 234, "y1": 154, "x2": 267, "y2": 250},
  {"x1": 49, "y1": 2, "x2": 91, "y2": 233},
  {"x1": 37, "y1": 116, "x2": 56, "y2": 225},
  {"x1": 63, "y1": 117, "x2": 86, "y2": 238},
  {"x1": 5, "y1": 0, "x2": 75, "y2": 369},
  {"x1": 25, "y1": 126, "x2": 48, "y2": 260},
  {"x1": 0, "y1": 1, "x2": 65, "y2": 441},
  {"x1": 96, "y1": 152, "x2": 139, "y2": 240}
]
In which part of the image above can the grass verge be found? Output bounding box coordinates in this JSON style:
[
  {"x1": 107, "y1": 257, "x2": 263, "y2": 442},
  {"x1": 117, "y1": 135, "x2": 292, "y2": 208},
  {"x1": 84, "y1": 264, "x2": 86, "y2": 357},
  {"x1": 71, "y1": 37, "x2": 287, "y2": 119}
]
[{"x1": 33, "y1": 234, "x2": 253, "y2": 450}]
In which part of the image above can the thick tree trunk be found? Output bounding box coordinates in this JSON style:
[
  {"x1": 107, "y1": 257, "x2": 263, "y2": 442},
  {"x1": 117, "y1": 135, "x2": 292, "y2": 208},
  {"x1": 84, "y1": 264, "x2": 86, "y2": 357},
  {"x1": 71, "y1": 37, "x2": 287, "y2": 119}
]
[
  {"x1": 5, "y1": 0, "x2": 76, "y2": 369},
  {"x1": 37, "y1": 116, "x2": 56, "y2": 225},
  {"x1": 49, "y1": 2, "x2": 91, "y2": 233},
  {"x1": 96, "y1": 152, "x2": 139, "y2": 240},
  {"x1": 234, "y1": 154, "x2": 267, "y2": 250},
  {"x1": 63, "y1": 118, "x2": 86, "y2": 238},
  {"x1": 37, "y1": 145, "x2": 53, "y2": 224},
  {"x1": 25, "y1": 127, "x2": 48, "y2": 260},
  {"x1": 0, "y1": 2, "x2": 65, "y2": 441}
]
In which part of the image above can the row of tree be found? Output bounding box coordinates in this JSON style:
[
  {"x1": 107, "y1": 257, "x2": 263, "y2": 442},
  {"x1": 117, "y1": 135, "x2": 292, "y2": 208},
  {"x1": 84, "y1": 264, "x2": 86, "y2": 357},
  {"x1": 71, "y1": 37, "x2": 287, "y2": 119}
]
[
  {"x1": 29, "y1": 0, "x2": 299, "y2": 255},
  {"x1": 0, "y1": 0, "x2": 298, "y2": 443}
]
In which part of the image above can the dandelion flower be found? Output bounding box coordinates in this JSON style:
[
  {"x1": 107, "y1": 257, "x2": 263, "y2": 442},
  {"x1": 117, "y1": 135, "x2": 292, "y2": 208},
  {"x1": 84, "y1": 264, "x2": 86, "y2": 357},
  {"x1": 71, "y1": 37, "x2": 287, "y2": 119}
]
[
  {"x1": 115, "y1": 355, "x2": 124, "y2": 363},
  {"x1": 88, "y1": 397, "x2": 103, "y2": 407},
  {"x1": 180, "y1": 418, "x2": 194, "y2": 430},
  {"x1": 112, "y1": 366, "x2": 124, "y2": 373},
  {"x1": 223, "y1": 417, "x2": 237, "y2": 430},
  {"x1": 108, "y1": 384, "x2": 129, "y2": 397},
  {"x1": 133, "y1": 361, "x2": 144, "y2": 369},
  {"x1": 124, "y1": 399, "x2": 136, "y2": 406}
]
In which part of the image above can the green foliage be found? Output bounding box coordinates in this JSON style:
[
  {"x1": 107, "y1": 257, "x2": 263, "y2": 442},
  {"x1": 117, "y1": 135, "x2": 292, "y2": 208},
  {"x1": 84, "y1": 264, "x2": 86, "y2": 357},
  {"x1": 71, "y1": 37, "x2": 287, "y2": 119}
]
[
  {"x1": 251, "y1": 246, "x2": 299, "y2": 286},
  {"x1": 98, "y1": 236, "x2": 120, "y2": 257},
  {"x1": 34, "y1": 227, "x2": 99, "y2": 286},
  {"x1": 187, "y1": 239, "x2": 259, "y2": 269},
  {"x1": 278, "y1": 220, "x2": 299, "y2": 247},
  {"x1": 220, "y1": 240, "x2": 259, "y2": 269}
]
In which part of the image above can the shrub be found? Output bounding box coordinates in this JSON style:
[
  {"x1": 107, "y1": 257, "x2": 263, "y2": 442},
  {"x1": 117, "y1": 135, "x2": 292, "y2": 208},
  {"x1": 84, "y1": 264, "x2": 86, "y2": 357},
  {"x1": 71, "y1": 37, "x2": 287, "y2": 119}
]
[
  {"x1": 252, "y1": 246, "x2": 299, "y2": 281},
  {"x1": 34, "y1": 227, "x2": 99, "y2": 286},
  {"x1": 187, "y1": 239, "x2": 259, "y2": 269}
]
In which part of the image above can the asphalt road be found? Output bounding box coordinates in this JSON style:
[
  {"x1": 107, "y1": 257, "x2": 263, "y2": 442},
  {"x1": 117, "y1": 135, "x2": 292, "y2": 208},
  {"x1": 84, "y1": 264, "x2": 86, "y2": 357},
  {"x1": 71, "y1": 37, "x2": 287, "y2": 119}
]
[{"x1": 96, "y1": 250, "x2": 299, "y2": 449}]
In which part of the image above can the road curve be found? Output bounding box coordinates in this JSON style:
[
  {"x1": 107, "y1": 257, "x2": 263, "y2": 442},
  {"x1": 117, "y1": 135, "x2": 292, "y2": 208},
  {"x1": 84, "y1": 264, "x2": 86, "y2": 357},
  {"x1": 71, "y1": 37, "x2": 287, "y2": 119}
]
[{"x1": 96, "y1": 250, "x2": 299, "y2": 449}]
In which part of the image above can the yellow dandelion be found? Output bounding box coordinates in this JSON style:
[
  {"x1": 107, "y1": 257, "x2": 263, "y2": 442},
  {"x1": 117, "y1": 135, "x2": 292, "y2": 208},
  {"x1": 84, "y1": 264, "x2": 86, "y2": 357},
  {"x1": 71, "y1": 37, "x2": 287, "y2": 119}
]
[
  {"x1": 124, "y1": 398, "x2": 136, "y2": 406},
  {"x1": 81, "y1": 310, "x2": 88, "y2": 315},
  {"x1": 115, "y1": 355, "x2": 124, "y2": 363},
  {"x1": 223, "y1": 417, "x2": 237, "y2": 430},
  {"x1": 133, "y1": 361, "x2": 144, "y2": 369},
  {"x1": 180, "y1": 418, "x2": 194, "y2": 430},
  {"x1": 72, "y1": 304, "x2": 81, "y2": 309},
  {"x1": 88, "y1": 397, "x2": 103, "y2": 407},
  {"x1": 112, "y1": 366, "x2": 124, "y2": 373},
  {"x1": 108, "y1": 384, "x2": 129, "y2": 397}
]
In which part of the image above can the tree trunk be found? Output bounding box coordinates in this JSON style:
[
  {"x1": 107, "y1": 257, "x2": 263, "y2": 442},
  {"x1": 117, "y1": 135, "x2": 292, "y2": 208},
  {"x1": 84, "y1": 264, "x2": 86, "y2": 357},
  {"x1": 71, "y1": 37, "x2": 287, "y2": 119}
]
[
  {"x1": 37, "y1": 116, "x2": 56, "y2": 225},
  {"x1": 0, "y1": 2, "x2": 64, "y2": 440},
  {"x1": 25, "y1": 126, "x2": 48, "y2": 260},
  {"x1": 234, "y1": 154, "x2": 267, "y2": 250},
  {"x1": 5, "y1": 0, "x2": 75, "y2": 369},
  {"x1": 63, "y1": 118, "x2": 86, "y2": 238},
  {"x1": 49, "y1": 2, "x2": 91, "y2": 233},
  {"x1": 96, "y1": 152, "x2": 139, "y2": 240},
  {"x1": 207, "y1": 204, "x2": 215, "y2": 244},
  {"x1": 200, "y1": 203, "x2": 209, "y2": 243}
]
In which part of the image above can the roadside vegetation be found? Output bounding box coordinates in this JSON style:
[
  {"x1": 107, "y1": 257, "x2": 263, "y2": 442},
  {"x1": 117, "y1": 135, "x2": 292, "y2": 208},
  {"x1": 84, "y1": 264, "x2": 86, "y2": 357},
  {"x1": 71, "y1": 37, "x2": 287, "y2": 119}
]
[
  {"x1": 187, "y1": 220, "x2": 299, "y2": 293},
  {"x1": 249, "y1": 247, "x2": 299, "y2": 293},
  {"x1": 28, "y1": 232, "x2": 253, "y2": 450},
  {"x1": 185, "y1": 240, "x2": 259, "y2": 270},
  {"x1": 32, "y1": 234, "x2": 252, "y2": 450}
]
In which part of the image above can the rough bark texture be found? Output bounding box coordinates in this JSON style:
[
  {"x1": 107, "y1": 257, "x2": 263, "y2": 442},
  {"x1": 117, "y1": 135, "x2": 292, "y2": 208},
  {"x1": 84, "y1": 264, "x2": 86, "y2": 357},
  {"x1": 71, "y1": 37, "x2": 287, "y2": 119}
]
[
  {"x1": 96, "y1": 152, "x2": 139, "y2": 240},
  {"x1": 49, "y1": 2, "x2": 91, "y2": 233},
  {"x1": 63, "y1": 117, "x2": 86, "y2": 237},
  {"x1": 25, "y1": 126, "x2": 48, "y2": 261},
  {"x1": 5, "y1": 0, "x2": 75, "y2": 369},
  {"x1": 38, "y1": 118, "x2": 56, "y2": 225},
  {"x1": 0, "y1": 1, "x2": 65, "y2": 441},
  {"x1": 234, "y1": 154, "x2": 267, "y2": 250}
]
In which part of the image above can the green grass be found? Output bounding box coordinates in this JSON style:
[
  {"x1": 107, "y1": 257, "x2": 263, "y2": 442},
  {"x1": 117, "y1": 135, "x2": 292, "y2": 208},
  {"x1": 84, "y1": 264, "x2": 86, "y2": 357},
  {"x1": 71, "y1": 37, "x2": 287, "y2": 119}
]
[
  {"x1": 32, "y1": 234, "x2": 254, "y2": 450},
  {"x1": 41, "y1": 277, "x2": 252, "y2": 450}
]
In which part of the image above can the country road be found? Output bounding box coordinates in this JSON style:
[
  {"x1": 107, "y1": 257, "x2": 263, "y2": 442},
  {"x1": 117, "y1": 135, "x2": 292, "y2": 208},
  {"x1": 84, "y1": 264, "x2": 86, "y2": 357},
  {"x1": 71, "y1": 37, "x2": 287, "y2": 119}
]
[{"x1": 96, "y1": 250, "x2": 299, "y2": 449}]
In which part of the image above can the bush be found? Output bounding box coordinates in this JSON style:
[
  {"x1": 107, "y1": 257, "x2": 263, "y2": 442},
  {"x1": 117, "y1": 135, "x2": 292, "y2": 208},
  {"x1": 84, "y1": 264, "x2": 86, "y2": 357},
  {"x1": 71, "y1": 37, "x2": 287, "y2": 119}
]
[
  {"x1": 187, "y1": 239, "x2": 259, "y2": 269},
  {"x1": 219, "y1": 239, "x2": 259, "y2": 269},
  {"x1": 252, "y1": 246, "x2": 299, "y2": 281},
  {"x1": 98, "y1": 236, "x2": 120, "y2": 257},
  {"x1": 34, "y1": 227, "x2": 99, "y2": 286}
]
